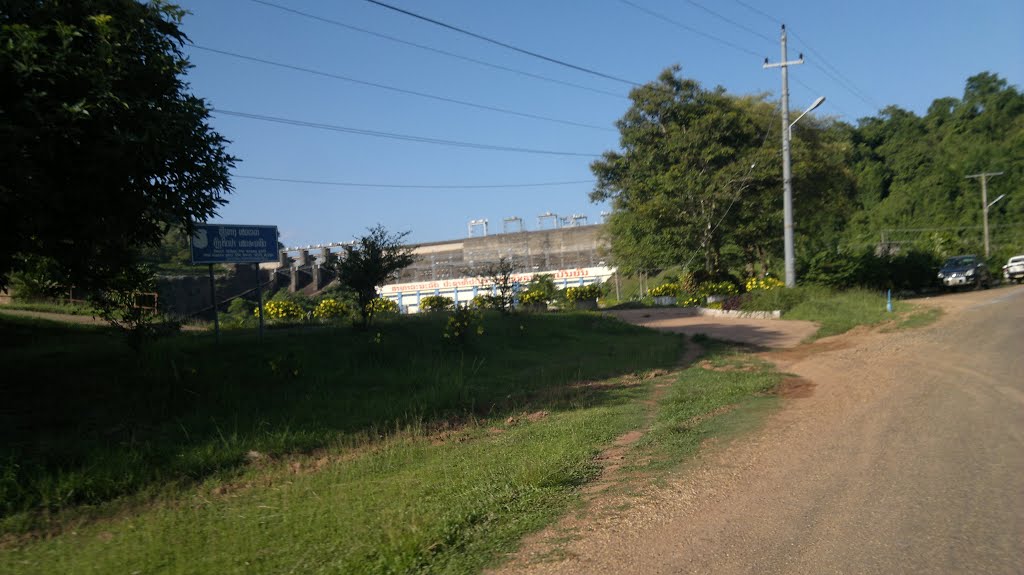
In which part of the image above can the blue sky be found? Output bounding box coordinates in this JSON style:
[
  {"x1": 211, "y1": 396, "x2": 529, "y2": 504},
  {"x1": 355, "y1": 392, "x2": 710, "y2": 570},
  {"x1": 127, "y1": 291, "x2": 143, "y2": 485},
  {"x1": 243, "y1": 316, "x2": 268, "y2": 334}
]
[{"x1": 175, "y1": 0, "x2": 1024, "y2": 248}]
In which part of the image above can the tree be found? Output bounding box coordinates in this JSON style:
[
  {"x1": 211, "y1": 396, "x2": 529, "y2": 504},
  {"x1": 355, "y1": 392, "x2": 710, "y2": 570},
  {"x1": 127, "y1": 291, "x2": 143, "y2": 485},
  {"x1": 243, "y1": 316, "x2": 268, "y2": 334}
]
[
  {"x1": 842, "y1": 72, "x2": 1023, "y2": 260},
  {"x1": 474, "y1": 256, "x2": 517, "y2": 313},
  {"x1": 332, "y1": 225, "x2": 415, "y2": 328},
  {"x1": 0, "y1": 1, "x2": 236, "y2": 293},
  {"x1": 590, "y1": 67, "x2": 777, "y2": 279}
]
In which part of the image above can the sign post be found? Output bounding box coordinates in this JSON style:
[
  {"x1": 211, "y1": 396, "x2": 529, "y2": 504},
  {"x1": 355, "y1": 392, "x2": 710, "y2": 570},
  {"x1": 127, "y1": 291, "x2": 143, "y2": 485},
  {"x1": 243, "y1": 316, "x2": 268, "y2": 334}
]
[
  {"x1": 190, "y1": 223, "x2": 279, "y2": 342},
  {"x1": 209, "y1": 264, "x2": 220, "y2": 343},
  {"x1": 256, "y1": 267, "x2": 265, "y2": 341}
]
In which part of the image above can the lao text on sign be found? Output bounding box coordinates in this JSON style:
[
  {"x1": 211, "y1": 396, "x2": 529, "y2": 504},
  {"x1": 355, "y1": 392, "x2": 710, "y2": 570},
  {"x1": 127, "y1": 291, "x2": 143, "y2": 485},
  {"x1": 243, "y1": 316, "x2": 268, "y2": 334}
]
[{"x1": 190, "y1": 224, "x2": 278, "y2": 264}]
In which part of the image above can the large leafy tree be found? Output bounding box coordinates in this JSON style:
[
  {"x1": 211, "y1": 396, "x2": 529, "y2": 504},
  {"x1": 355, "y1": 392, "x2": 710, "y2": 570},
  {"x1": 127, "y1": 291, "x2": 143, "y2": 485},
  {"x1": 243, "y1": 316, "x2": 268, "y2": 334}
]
[
  {"x1": 0, "y1": 0, "x2": 235, "y2": 292},
  {"x1": 591, "y1": 67, "x2": 779, "y2": 279}
]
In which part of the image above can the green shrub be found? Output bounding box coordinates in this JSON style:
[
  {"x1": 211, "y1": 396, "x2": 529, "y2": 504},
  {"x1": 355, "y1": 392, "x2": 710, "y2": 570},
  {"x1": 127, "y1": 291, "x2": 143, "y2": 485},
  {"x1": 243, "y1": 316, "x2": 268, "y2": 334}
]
[
  {"x1": 442, "y1": 306, "x2": 483, "y2": 347},
  {"x1": 525, "y1": 274, "x2": 559, "y2": 302},
  {"x1": 420, "y1": 295, "x2": 454, "y2": 312},
  {"x1": 740, "y1": 285, "x2": 830, "y2": 313},
  {"x1": 225, "y1": 297, "x2": 255, "y2": 328},
  {"x1": 801, "y1": 248, "x2": 940, "y2": 292},
  {"x1": 269, "y1": 290, "x2": 316, "y2": 313},
  {"x1": 470, "y1": 294, "x2": 503, "y2": 310}
]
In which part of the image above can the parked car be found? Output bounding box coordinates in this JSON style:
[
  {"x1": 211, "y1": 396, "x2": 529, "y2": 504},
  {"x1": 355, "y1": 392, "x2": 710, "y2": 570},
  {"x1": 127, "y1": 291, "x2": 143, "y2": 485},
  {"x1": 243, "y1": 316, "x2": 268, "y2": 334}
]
[
  {"x1": 1003, "y1": 254, "x2": 1024, "y2": 284},
  {"x1": 937, "y1": 255, "x2": 991, "y2": 290}
]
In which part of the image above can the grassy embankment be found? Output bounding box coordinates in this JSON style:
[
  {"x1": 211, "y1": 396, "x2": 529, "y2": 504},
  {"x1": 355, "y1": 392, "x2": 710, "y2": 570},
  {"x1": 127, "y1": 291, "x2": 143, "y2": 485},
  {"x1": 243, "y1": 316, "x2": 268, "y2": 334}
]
[
  {"x1": 741, "y1": 286, "x2": 940, "y2": 339},
  {"x1": 0, "y1": 309, "x2": 795, "y2": 574}
]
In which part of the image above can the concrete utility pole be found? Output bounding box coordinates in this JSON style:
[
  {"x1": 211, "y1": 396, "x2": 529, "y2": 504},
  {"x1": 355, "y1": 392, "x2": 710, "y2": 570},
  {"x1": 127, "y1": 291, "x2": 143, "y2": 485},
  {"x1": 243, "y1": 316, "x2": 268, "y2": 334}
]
[
  {"x1": 965, "y1": 171, "x2": 1003, "y2": 257},
  {"x1": 763, "y1": 25, "x2": 805, "y2": 288}
]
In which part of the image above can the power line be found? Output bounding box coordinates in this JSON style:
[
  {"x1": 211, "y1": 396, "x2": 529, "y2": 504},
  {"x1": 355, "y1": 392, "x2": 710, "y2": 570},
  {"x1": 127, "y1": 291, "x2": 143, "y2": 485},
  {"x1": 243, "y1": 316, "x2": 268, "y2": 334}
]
[
  {"x1": 729, "y1": 0, "x2": 879, "y2": 112},
  {"x1": 246, "y1": 0, "x2": 627, "y2": 100},
  {"x1": 360, "y1": 0, "x2": 639, "y2": 86},
  {"x1": 792, "y1": 77, "x2": 849, "y2": 119},
  {"x1": 615, "y1": 0, "x2": 763, "y2": 58},
  {"x1": 191, "y1": 45, "x2": 614, "y2": 132},
  {"x1": 790, "y1": 31, "x2": 880, "y2": 111},
  {"x1": 731, "y1": 0, "x2": 781, "y2": 25},
  {"x1": 211, "y1": 108, "x2": 601, "y2": 158},
  {"x1": 683, "y1": 0, "x2": 774, "y2": 43},
  {"x1": 234, "y1": 175, "x2": 596, "y2": 190}
]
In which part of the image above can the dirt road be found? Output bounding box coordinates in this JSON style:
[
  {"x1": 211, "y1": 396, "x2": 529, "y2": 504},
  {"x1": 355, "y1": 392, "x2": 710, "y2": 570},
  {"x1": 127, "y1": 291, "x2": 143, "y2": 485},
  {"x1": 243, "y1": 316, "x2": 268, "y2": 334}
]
[
  {"x1": 604, "y1": 308, "x2": 818, "y2": 348},
  {"x1": 497, "y1": 286, "x2": 1024, "y2": 574}
]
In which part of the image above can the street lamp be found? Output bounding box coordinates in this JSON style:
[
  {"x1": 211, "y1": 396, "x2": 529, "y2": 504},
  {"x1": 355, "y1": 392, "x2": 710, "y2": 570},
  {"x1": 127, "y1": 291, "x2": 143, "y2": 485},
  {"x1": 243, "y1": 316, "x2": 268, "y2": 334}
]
[
  {"x1": 984, "y1": 193, "x2": 1007, "y2": 257},
  {"x1": 789, "y1": 96, "x2": 826, "y2": 137},
  {"x1": 780, "y1": 95, "x2": 826, "y2": 287}
]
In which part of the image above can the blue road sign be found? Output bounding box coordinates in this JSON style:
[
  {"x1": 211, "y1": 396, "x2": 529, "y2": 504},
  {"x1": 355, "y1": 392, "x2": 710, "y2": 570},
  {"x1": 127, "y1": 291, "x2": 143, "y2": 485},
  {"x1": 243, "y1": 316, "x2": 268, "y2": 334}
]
[{"x1": 190, "y1": 224, "x2": 278, "y2": 264}]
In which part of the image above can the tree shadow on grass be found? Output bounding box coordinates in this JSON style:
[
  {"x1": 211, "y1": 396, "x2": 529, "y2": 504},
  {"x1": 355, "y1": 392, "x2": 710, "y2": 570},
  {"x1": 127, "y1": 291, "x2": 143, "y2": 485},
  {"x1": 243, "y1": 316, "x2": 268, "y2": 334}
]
[{"x1": 1, "y1": 312, "x2": 684, "y2": 531}]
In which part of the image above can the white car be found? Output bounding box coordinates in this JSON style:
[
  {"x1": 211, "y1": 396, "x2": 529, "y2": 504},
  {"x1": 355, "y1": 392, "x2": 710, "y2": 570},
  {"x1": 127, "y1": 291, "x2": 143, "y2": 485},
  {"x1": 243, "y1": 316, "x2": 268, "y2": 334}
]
[{"x1": 1003, "y1": 255, "x2": 1024, "y2": 284}]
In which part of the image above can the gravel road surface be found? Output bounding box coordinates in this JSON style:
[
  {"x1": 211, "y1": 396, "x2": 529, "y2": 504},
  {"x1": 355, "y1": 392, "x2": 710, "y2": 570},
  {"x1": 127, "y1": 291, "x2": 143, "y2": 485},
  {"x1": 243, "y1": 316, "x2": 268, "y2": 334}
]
[{"x1": 496, "y1": 286, "x2": 1024, "y2": 574}]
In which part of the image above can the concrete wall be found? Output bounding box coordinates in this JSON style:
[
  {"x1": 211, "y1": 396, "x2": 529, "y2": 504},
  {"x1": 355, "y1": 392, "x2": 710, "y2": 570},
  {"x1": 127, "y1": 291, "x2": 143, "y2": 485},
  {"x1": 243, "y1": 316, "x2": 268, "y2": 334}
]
[
  {"x1": 157, "y1": 264, "x2": 279, "y2": 318},
  {"x1": 396, "y1": 224, "x2": 608, "y2": 283}
]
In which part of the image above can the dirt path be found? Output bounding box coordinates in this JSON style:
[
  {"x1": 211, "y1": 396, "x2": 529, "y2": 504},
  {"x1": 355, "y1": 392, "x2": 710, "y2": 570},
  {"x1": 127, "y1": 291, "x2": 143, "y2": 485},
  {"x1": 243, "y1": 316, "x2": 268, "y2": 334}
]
[
  {"x1": 494, "y1": 285, "x2": 1024, "y2": 574},
  {"x1": 604, "y1": 308, "x2": 819, "y2": 349}
]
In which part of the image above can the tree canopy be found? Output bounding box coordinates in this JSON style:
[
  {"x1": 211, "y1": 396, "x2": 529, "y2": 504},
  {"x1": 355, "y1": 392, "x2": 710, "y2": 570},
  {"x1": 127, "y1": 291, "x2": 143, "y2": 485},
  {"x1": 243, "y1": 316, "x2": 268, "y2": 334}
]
[
  {"x1": 0, "y1": 0, "x2": 235, "y2": 292},
  {"x1": 843, "y1": 72, "x2": 1024, "y2": 259},
  {"x1": 592, "y1": 67, "x2": 1022, "y2": 283},
  {"x1": 591, "y1": 67, "x2": 853, "y2": 279}
]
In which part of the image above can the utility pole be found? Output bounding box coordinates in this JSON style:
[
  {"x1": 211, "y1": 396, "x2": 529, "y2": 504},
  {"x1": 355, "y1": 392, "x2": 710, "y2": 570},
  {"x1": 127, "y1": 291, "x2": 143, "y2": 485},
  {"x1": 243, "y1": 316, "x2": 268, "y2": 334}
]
[
  {"x1": 763, "y1": 25, "x2": 804, "y2": 287},
  {"x1": 965, "y1": 171, "x2": 1003, "y2": 257}
]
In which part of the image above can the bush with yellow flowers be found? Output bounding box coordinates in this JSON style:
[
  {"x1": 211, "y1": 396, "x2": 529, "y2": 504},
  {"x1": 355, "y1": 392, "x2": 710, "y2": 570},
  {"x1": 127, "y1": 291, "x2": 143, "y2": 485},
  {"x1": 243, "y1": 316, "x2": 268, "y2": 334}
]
[
  {"x1": 518, "y1": 290, "x2": 547, "y2": 305},
  {"x1": 255, "y1": 299, "x2": 304, "y2": 321},
  {"x1": 443, "y1": 306, "x2": 482, "y2": 347},
  {"x1": 312, "y1": 298, "x2": 348, "y2": 320},
  {"x1": 744, "y1": 276, "x2": 784, "y2": 292},
  {"x1": 419, "y1": 295, "x2": 454, "y2": 312},
  {"x1": 563, "y1": 284, "x2": 602, "y2": 302},
  {"x1": 697, "y1": 281, "x2": 739, "y2": 297},
  {"x1": 367, "y1": 297, "x2": 399, "y2": 316},
  {"x1": 648, "y1": 283, "x2": 679, "y2": 297}
]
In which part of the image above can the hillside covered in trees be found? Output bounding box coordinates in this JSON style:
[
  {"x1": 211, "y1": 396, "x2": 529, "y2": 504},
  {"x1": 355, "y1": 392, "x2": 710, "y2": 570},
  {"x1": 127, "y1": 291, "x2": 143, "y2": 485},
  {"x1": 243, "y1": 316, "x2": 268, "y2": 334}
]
[{"x1": 593, "y1": 69, "x2": 1023, "y2": 286}]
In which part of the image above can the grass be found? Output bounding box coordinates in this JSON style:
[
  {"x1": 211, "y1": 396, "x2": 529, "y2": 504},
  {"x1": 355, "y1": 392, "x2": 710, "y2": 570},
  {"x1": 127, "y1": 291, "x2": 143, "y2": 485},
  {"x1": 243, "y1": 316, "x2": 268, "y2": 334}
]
[
  {"x1": 636, "y1": 341, "x2": 782, "y2": 470},
  {"x1": 1, "y1": 313, "x2": 799, "y2": 574},
  {"x1": 878, "y1": 305, "x2": 944, "y2": 333},
  {"x1": 3, "y1": 390, "x2": 654, "y2": 574},
  {"x1": 0, "y1": 312, "x2": 684, "y2": 564},
  {"x1": 0, "y1": 300, "x2": 96, "y2": 316},
  {"x1": 743, "y1": 285, "x2": 912, "y2": 340},
  {"x1": 892, "y1": 306, "x2": 943, "y2": 330}
]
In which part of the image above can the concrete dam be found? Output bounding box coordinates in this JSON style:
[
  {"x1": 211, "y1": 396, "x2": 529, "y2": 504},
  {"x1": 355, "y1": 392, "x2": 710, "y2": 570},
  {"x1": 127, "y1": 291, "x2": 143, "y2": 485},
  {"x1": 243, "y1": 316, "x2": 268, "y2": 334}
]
[{"x1": 275, "y1": 224, "x2": 614, "y2": 311}]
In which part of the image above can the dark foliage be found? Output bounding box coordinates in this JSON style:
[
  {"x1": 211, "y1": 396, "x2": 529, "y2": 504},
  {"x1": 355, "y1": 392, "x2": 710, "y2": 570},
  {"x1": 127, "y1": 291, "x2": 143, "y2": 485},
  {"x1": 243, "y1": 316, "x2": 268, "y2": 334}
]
[{"x1": 0, "y1": 1, "x2": 236, "y2": 293}]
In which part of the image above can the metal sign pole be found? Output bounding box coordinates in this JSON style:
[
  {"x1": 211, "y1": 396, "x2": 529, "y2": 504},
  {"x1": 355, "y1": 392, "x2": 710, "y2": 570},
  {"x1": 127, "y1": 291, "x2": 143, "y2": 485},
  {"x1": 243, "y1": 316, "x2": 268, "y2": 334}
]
[
  {"x1": 256, "y1": 265, "x2": 264, "y2": 342},
  {"x1": 209, "y1": 264, "x2": 220, "y2": 343}
]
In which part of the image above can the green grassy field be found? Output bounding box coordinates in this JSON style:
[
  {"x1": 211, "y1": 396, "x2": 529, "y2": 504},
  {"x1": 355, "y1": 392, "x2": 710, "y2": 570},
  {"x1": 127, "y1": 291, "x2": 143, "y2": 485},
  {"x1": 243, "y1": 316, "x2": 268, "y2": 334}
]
[
  {"x1": 0, "y1": 311, "x2": 797, "y2": 573},
  {"x1": 741, "y1": 286, "x2": 915, "y2": 340},
  {"x1": 0, "y1": 300, "x2": 97, "y2": 316}
]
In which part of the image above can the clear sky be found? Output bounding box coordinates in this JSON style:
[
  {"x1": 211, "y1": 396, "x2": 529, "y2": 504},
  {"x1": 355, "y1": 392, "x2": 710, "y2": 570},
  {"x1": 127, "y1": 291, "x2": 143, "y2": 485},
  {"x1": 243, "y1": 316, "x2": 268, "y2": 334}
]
[{"x1": 175, "y1": 0, "x2": 1024, "y2": 248}]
